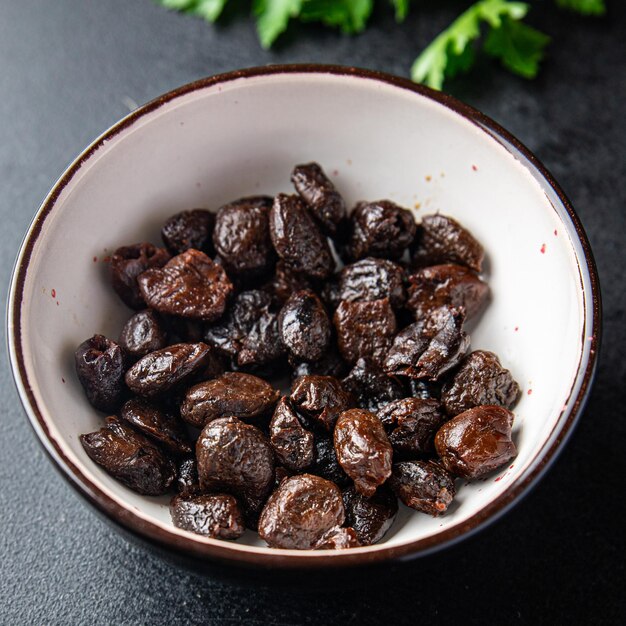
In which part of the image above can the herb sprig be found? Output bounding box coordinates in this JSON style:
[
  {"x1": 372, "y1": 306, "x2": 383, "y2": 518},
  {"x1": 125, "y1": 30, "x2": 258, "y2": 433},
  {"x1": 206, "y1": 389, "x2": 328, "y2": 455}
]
[{"x1": 153, "y1": 0, "x2": 606, "y2": 89}]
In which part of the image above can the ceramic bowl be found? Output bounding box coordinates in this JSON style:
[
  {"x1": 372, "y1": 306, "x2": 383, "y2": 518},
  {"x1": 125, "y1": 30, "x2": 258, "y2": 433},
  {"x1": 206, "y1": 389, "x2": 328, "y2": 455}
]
[{"x1": 7, "y1": 65, "x2": 600, "y2": 569}]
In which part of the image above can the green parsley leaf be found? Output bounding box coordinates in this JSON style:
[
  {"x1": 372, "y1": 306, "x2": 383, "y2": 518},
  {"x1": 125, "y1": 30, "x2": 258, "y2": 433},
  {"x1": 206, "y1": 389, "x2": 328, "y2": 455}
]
[
  {"x1": 194, "y1": 0, "x2": 229, "y2": 22},
  {"x1": 410, "y1": 11, "x2": 479, "y2": 90},
  {"x1": 156, "y1": 0, "x2": 196, "y2": 9},
  {"x1": 390, "y1": 0, "x2": 411, "y2": 22},
  {"x1": 299, "y1": 0, "x2": 374, "y2": 34},
  {"x1": 411, "y1": 0, "x2": 548, "y2": 89},
  {"x1": 484, "y1": 17, "x2": 550, "y2": 78},
  {"x1": 253, "y1": 0, "x2": 305, "y2": 48},
  {"x1": 155, "y1": 0, "x2": 228, "y2": 22},
  {"x1": 479, "y1": 0, "x2": 528, "y2": 25},
  {"x1": 554, "y1": 0, "x2": 606, "y2": 16}
]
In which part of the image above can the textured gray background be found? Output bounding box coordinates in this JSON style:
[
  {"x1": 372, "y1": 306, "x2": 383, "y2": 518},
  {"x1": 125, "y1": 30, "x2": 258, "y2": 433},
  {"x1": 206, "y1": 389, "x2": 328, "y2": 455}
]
[{"x1": 1, "y1": 1, "x2": 624, "y2": 624}]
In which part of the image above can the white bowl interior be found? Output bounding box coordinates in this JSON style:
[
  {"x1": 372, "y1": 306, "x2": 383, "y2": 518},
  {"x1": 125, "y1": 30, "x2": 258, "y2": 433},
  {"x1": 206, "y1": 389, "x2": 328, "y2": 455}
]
[{"x1": 13, "y1": 72, "x2": 592, "y2": 557}]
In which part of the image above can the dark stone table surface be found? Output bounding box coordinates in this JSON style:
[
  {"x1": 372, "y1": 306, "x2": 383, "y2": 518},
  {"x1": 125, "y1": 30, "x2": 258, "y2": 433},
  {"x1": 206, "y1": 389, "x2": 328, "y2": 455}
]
[{"x1": 1, "y1": 1, "x2": 624, "y2": 623}]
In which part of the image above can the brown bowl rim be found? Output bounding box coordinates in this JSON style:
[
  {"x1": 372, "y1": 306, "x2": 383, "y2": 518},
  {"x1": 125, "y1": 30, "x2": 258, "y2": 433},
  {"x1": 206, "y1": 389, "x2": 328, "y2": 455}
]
[{"x1": 7, "y1": 64, "x2": 602, "y2": 569}]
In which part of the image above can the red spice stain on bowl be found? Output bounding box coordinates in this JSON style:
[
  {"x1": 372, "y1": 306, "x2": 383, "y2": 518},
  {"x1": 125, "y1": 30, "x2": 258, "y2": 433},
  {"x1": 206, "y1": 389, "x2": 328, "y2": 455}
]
[
  {"x1": 332, "y1": 169, "x2": 339, "y2": 177},
  {"x1": 540, "y1": 243, "x2": 546, "y2": 254},
  {"x1": 527, "y1": 389, "x2": 533, "y2": 395},
  {"x1": 51, "y1": 289, "x2": 56, "y2": 298},
  {"x1": 471, "y1": 164, "x2": 478, "y2": 171},
  {"x1": 92, "y1": 256, "x2": 98, "y2": 263},
  {"x1": 514, "y1": 326, "x2": 519, "y2": 332},
  {"x1": 554, "y1": 229, "x2": 558, "y2": 236},
  {"x1": 496, "y1": 468, "x2": 514, "y2": 482},
  {"x1": 61, "y1": 377, "x2": 65, "y2": 384}
]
